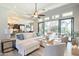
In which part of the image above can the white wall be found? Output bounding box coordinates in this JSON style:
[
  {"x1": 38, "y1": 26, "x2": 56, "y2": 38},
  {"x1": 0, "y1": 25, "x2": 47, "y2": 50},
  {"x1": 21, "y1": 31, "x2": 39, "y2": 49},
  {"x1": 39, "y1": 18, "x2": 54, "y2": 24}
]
[
  {"x1": 0, "y1": 6, "x2": 10, "y2": 40},
  {"x1": 9, "y1": 18, "x2": 33, "y2": 25},
  {"x1": 73, "y1": 5, "x2": 79, "y2": 32}
]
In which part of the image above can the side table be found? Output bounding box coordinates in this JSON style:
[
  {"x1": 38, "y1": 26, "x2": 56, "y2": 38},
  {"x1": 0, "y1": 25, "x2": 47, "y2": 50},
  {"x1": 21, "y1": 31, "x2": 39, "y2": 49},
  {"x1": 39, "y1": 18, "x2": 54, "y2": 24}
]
[{"x1": 1, "y1": 39, "x2": 16, "y2": 53}]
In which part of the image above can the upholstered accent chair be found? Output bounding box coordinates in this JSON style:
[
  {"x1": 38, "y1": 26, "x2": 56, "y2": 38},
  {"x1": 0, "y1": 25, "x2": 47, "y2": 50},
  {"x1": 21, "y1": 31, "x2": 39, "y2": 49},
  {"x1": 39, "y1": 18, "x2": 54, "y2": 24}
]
[
  {"x1": 72, "y1": 38, "x2": 78, "y2": 46},
  {"x1": 61, "y1": 36, "x2": 68, "y2": 45},
  {"x1": 43, "y1": 43, "x2": 66, "y2": 56}
]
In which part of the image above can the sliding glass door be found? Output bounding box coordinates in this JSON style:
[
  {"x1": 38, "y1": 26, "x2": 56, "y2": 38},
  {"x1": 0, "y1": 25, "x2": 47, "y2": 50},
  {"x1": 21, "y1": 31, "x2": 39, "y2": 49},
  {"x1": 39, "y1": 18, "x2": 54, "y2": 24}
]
[
  {"x1": 44, "y1": 21, "x2": 58, "y2": 35},
  {"x1": 59, "y1": 18, "x2": 74, "y2": 41},
  {"x1": 38, "y1": 18, "x2": 74, "y2": 41}
]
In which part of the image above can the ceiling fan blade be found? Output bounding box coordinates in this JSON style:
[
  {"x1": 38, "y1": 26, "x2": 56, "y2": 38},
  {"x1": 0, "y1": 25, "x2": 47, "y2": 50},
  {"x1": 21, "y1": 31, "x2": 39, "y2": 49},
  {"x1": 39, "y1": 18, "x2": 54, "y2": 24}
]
[{"x1": 38, "y1": 14, "x2": 45, "y2": 16}]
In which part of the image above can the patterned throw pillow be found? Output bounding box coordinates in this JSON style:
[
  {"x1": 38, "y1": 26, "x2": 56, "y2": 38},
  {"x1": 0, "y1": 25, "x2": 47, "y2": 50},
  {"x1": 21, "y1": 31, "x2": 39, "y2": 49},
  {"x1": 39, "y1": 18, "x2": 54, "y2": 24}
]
[{"x1": 16, "y1": 34, "x2": 24, "y2": 40}]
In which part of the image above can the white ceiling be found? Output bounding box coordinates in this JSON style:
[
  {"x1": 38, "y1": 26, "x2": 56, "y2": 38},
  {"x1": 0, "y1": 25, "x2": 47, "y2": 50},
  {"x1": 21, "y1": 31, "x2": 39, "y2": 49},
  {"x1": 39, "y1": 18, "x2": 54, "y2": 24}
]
[
  {"x1": 0, "y1": 3, "x2": 68, "y2": 24},
  {"x1": 1, "y1": 3, "x2": 68, "y2": 14}
]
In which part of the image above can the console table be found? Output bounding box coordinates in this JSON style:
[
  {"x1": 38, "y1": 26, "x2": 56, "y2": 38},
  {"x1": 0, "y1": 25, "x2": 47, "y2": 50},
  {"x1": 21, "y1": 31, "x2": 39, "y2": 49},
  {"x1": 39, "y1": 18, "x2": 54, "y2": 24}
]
[{"x1": 1, "y1": 39, "x2": 16, "y2": 53}]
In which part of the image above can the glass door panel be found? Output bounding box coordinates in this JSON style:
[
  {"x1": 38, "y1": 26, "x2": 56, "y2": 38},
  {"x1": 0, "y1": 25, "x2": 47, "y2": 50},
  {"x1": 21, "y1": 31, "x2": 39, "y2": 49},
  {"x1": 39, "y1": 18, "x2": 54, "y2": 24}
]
[
  {"x1": 38, "y1": 23, "x2": 44, "y2": 36},
  {"x1": 60, "y1": 18, "x2": 74, "y2": 41},
  {"x1": 44, "y1": 21, "x2": 58, "y2": 35},
  {"x1": 61, "y1": 19, "x2": 71, "y2": 36}
]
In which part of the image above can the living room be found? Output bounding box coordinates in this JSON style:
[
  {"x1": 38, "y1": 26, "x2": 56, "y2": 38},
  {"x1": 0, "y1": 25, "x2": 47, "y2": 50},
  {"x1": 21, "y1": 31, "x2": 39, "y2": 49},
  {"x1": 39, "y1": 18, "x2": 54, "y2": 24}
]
[{"x1": 0, "y1": 3, "x2": 79, "y2": 56}]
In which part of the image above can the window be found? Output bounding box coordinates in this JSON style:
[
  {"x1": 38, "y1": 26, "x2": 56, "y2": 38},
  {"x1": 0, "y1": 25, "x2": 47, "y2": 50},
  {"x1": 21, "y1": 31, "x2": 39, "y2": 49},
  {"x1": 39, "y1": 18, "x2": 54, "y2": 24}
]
[
  {"x1": 44, "y1": 17, "x2": 49, "y2": 21},
  {"x1": 62, "y1": 11, "x2": 73, "y2": 17},
  {"x1": 38, "y1": 23, "x2": 44, "y2": 36},
  {"x1": 20, "y1": 25, "x2": 25, "y2": 32},
  {"x1": 44, "y1": 21, "x2": 58, "y2": 35},
  {"x1": 52, "y1": 16, "x2": 55, "y2": 19},
  {"x1": 26, "y1": 23, "x2": 33, "y2": 32},
  {"x1": 52, "y1": 15, "x2": 60, "y2": 19},
  {"x1": 38, "y1": 19, "x2": 43, "y2": 22},
  {"x1": 54, "y1": 15, "x2": 60, "y2": 19}
]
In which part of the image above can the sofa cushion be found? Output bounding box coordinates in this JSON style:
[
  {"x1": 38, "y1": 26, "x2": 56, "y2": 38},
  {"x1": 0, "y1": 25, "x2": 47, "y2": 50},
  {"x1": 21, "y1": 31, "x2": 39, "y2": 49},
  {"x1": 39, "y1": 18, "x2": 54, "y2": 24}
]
[
  {"x1": 16, "y1": 34, "x2": 24, "y2": 40},
  {"x1": 23, "y1": 33, "x2": 35, "y2": 39}
]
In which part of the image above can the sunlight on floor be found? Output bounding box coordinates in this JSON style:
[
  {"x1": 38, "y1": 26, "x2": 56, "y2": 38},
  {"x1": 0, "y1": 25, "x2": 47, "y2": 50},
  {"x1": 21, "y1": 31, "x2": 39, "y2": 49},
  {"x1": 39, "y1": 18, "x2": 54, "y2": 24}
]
[{"x1": 64, "y1": 42, "x2": 72, "y2": 56}]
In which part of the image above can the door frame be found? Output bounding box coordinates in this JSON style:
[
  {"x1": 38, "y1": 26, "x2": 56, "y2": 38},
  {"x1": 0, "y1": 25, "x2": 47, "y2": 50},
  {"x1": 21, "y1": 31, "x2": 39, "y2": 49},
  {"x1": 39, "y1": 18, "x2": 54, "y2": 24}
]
[
  {"x1": 59, "y1": 17, "x2": 74, "y2": 41},
  {"x1": 38, "y1": 22, "x2": 44, "y2": 36},
  {"x1": 38, "y1": 17, "x2": 74, "y2": 40}
]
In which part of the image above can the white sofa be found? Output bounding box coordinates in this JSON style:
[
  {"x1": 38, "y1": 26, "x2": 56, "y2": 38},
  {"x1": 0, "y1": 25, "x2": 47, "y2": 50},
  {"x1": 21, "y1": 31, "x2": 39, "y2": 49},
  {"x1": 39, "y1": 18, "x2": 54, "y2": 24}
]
[{"x1": 15, "y1": 33, "x2": 41, "y2": 56}]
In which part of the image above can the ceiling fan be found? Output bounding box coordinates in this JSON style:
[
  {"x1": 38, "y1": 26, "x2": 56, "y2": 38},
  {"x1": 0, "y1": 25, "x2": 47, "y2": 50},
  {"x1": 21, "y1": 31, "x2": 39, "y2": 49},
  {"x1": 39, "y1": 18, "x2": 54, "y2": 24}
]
[
  {"x1": 23, "y1": 3, "x2": 46, "y2": 19},
  {"x1": 32, "y1": 3, "x2": 45, "y2": 19}
]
